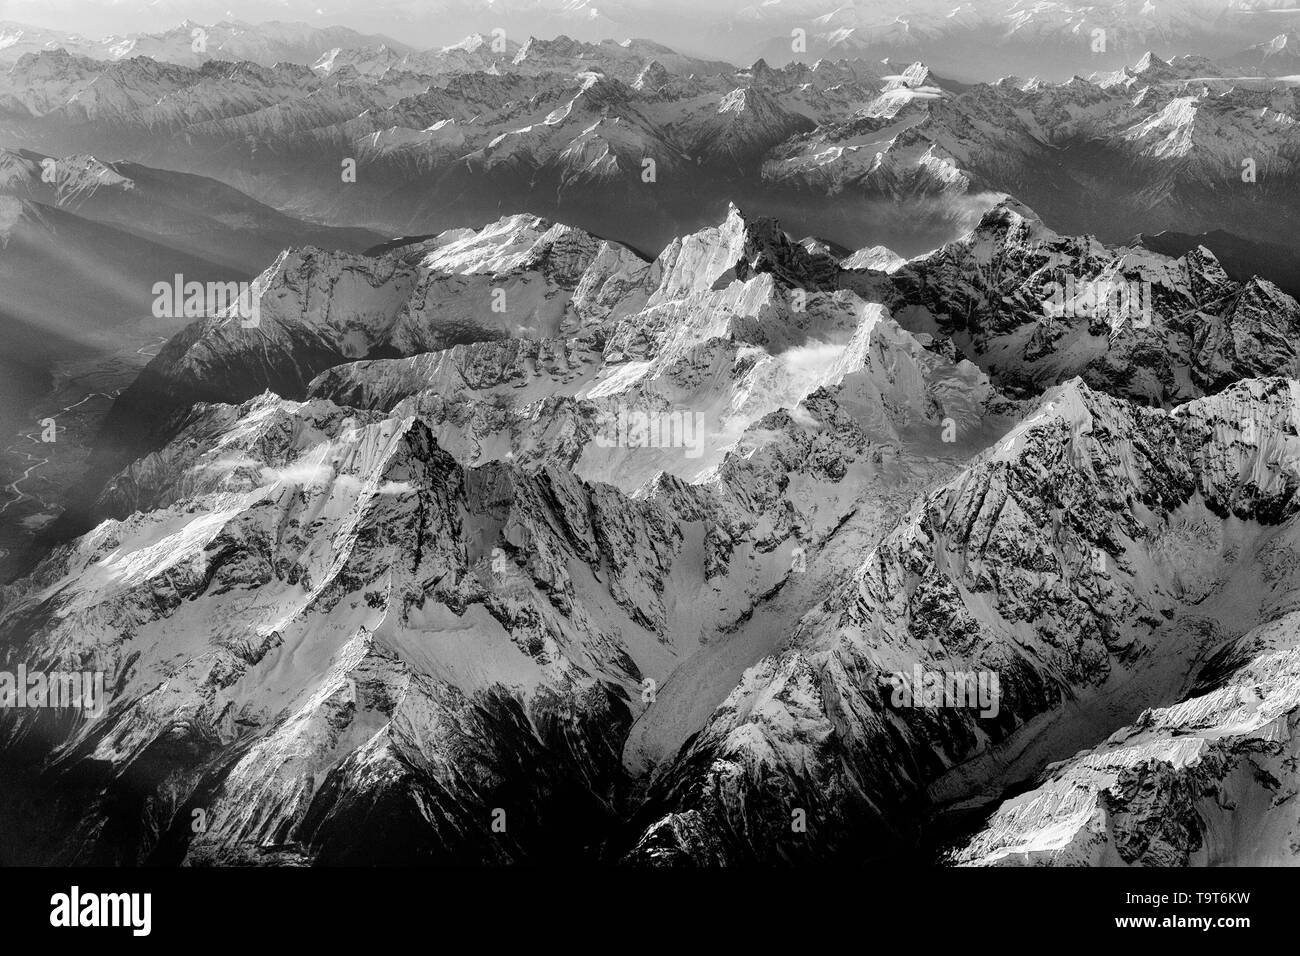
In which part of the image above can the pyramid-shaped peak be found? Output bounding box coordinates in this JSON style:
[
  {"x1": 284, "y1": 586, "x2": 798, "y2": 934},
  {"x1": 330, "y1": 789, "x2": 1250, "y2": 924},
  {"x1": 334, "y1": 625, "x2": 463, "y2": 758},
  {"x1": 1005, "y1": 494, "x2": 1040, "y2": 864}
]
[
  {"x1": 983, "y1": 195, "x2": 1044, "y2": 225},
  {"x1": 1133, "y1": 51, "x2": 1170, "y2": 74},
  {"x1": 900, "y1": 61, "x2": 931, "y2": 84},
  {"x1": 445, "y1": 33, "x2": 486, "y2": 51},
  {"x1": 632, "y1": 59, "x2": 671, "y2": 90},
  {"x1": 960, "y1": 195, "x2": 1059, "y2": 246}
]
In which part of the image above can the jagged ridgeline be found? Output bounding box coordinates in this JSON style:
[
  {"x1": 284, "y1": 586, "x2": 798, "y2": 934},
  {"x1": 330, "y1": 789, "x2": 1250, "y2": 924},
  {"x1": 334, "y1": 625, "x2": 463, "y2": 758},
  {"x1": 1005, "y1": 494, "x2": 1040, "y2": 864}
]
[
  {"x1": 3, "y1": 33, "x2": 1299, "y2": 258},
  {"x1": 3, "y1": 193, "x2": 1300, "y2": 865}
]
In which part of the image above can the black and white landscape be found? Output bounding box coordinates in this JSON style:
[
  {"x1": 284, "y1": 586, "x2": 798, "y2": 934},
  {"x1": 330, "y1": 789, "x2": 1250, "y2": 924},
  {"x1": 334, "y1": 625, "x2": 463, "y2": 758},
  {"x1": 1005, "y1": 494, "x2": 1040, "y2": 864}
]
[{"x1": 2, "y1": 0, "x2": 1300, "y2": 869}]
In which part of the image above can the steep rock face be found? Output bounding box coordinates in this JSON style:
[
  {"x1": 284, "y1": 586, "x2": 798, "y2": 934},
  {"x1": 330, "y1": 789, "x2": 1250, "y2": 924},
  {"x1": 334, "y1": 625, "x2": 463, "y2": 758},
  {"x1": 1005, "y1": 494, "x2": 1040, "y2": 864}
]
[
  {"x1": 307, "y1": 294, "x2": 1000, "y2": 496},
  {"x1": 95, "y1": 247, "x2": 416, "y2": 460},
  {"x1": 679, "y1": 86, "x2": 816, "y2": 168},
  {"x1": 762, "y1": 60, "x2": 969, "y2": 196},
  {"x1": 1191, "y1": 279, "x2": 1300, "y2": 391},
  {"x1": 0, "y1": 393, "x2": 704, "y2": 863},
  {"x1": 954, "y1": 609, "x2": 1300, "y2": 866},
  {"x1": 304, "y1": 205, "x2": 1004, "y2": 494},
  {"x1": 626, "y1": 377, "x2": 1300, "y2": 864},
  {"x1": 11, "y1": 184, "x2": 1300, "y2": 867},
  {"x1": 852, "y1": 199, "x2": 1300, "y2": 403},
  {"x1": 1, "y1": 356, "x2": 999, "y2": 863},
  {"x1": 842, "y1": 244, "x2": 906, "y2": 272},
  {"x1": 96, "y1": 215, "x2": 655, "y2": 461},
  {"x1": 389, "y1": 217, "x2": 657, "y2": 348},
  {"x1": 79, "y1": 194, "x2": 1288, "y2": 535},
  {"x1": 307, "y1": 339, "x2": 600, "y2": 415},
  {"x1": 0, "y1": 201, "x2": 1025, "y2": 865},
  {"x1": 49, "y1": 197, "x2": 1300, "y2": 559}
]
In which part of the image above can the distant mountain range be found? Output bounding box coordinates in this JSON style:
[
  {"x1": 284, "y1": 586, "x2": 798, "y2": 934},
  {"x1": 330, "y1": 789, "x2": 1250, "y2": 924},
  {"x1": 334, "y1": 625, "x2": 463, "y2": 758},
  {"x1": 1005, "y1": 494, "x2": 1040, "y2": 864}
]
[
  {"x1": 6, "y1": 2, "x2": 1300, "y2": 78},
  {"x1": 1, "y1": 35, "x2": 1298, "y2": 258},
  {"x1": 0, "y1": 19, "x2": 415, "y2": 68}
]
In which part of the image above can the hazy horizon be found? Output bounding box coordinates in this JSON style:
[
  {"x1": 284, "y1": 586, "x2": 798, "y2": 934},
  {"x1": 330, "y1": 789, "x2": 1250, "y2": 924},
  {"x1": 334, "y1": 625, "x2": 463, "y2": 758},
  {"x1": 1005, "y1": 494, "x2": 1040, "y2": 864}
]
[{"x1": 3, "y1": 0, "x2": 1294, "y2": 61}]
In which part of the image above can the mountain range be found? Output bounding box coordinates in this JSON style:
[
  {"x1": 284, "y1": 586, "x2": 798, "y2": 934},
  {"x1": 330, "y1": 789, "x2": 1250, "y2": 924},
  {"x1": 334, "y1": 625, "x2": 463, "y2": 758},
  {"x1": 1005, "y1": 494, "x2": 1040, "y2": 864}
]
[
  {"x1": 7, "y1": 4, "x2": 1300, "y2": 79},
  {"x1": 2, "y1": 10, "x2": 1299, "y2": 869},
  {"x1": 4, "y1": 192, "x2": 1300, "y2": 865},
  {"x1": 1, "y1": 32, "x2": 1297, "y2": 258}
]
